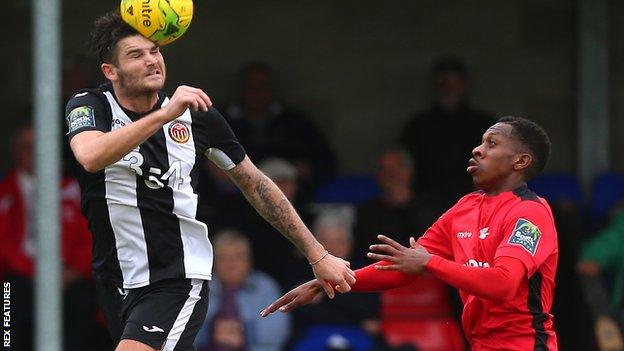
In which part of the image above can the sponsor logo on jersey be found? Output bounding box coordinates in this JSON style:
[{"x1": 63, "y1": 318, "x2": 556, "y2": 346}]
[
  {"x1": 508, "y1": 218, "x2": 541, "y2": 255},
  {"x1": 168, "y1": 122, "x2": 190, "y2": 143},
  {"x1": 479, "y1": 227, "x2": 490, "y2": 239},
  {"x1": 66, "y1": 106, "x2": 96, "y2": 133},
  {"x1": 464, "y1": 259, "x2": 490, "y2": 268},
  {"x1": 457, "y1": 231, "x2": 472, "y2": 239},
  {"x1": 111, "y1": 118, "x2": 127, "y2": 129}
]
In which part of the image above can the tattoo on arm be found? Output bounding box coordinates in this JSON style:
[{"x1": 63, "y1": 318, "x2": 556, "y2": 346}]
[{"x1": 227, "y1": 160, "x2": 316, "y2": 255}]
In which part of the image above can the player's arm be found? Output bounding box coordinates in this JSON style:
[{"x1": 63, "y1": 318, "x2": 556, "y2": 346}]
[
  {"x1": 225, "y1": 157, "x2": 355, "y2": 296},
  {"x1": 69, "y1": 86, "x2": 211, "y2": 172},
  {"x1": 425, "y1": 255, "x2": 525, "y2": 302},
  {"x1": 366, "y1": 234, "x2": 527, "y2": 302},
  {"x1": 260, "y1": 260, "x2": 418, "y2": 317}
]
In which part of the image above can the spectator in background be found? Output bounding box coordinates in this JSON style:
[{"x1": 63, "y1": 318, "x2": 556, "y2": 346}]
[
  {"x1": 0, "y1": 125, "x2": 95, "y2": 351},
  {"x1": 400, "y1": 57, "x2": 495, "y2": 211},
  {"x1": 578, "y1": 209, "x2": 624, "y2": 351},
  {"x1": 353, "y1": 147, "x2": 464, "y2": 351},
  {"x1": 254, "y1": 158, "x2": 315, "y2": 282},
  {"x1": 354, "y1": 147, "x2": 439, "y2": 255},
  {"x1": 198, "y1": 157, "x2": 315, "y2": 288},
  {"x1": 225, "y1": 61, "x2": 337, "y2": 197},
  {"x1": 289, "y1": 213, "x2": 381, "y2": 347},
  {"x1": 195, "y1": 230, "x2": 290, "y2": 351}
]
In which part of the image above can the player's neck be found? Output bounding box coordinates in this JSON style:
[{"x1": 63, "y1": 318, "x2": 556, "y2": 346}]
[
  {"x1": 483, "y1": 178, "x2": 526, "y2": 197},
  {"x1": 114, "y1": 86, "x2": 159, "y2": 114}
]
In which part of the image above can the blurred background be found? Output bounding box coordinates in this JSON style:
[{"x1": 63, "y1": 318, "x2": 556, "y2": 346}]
[{"x1": 2, "y1": 0, "x2": 624, "y2": 350}]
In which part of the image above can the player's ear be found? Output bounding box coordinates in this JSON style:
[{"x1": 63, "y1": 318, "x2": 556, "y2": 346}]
[
  {"x1": 101, "y1": 63, "x2": 117, "y2": 82},
  {"x1": 513, "y1": 153, "x2": 532, "y2": 172}
]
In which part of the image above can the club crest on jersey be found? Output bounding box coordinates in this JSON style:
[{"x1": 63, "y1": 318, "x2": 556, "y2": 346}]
[
  {"x1": 66, "y1": 106, "x2": 95, "y2": 133},
  {"x1": 508, "y1": 218, "x2": 541, "y2": 255},
  {"x1": 168, "y1": 122, "x2": 190, "y2": 143}
]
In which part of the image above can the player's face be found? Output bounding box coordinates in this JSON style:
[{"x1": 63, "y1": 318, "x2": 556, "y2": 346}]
[
  {"x1": 468, "y1": 123, "x2": 527, "y2": 193},
  {"x1": 215, "y1": 242, "x2": 252, "y2": 288},
  {"x1": 109, "y1": 35, "x2": 166, "y2": 95}
]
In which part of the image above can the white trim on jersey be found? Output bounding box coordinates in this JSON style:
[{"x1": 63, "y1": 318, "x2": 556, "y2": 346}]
[
  {"x1": 161, "y1": 98, "x2": 214, "y2": 280},
  {"x1": 162, "y1": 279, "x2": 204, "y2": 351},
  {"x1": 103, "y1": 91, "x2": 151, "y2": 288},
  {"x1": 206, "y1": 147, "x2": 237, "y2": 170}
]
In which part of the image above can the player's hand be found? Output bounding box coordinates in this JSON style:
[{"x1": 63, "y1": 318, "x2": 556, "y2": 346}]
[
  {"x1": 161, "y1": 85, "x2": 212, "y2": 121},
  {"x1": 367, "y1": 235, "x2": 430, "y2": 275},
  {"x1": 260, "y1": 279, "x2": 324, "y2": 317},
  {"x1": 311, "y1": 253, "x2": 356, "y2": 297},
  {"x1": 595, "y1": 315, "x2": 624, "y2": 351}
]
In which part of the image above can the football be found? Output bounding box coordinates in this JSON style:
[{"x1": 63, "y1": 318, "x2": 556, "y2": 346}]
[{"x1": 120, "y1": 0, "x2": 193, "y2": 46}]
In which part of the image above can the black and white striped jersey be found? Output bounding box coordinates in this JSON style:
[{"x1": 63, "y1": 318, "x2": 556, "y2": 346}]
[{"x1": 65, "y1": 83, "x2": 246, "y2": 288}]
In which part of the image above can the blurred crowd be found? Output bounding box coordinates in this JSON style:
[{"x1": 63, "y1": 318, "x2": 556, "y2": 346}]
[{"x1": 1, "y1": 57, "x2": 622, "y2": 351}]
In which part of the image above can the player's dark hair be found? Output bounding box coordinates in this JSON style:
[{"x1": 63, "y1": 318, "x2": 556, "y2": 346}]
[
  {"x1": 498, "y1": 116, "x2": 551, "y2": 180},
  {"x1": 90, "y1": 11, "x2": 139, "y2": 64}
]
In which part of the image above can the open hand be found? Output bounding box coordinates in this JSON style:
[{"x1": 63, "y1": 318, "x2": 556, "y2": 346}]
[
  {"x1": 367, "y1": 235, "x2": 431, "y2": 275},
  {"x1": 260, "y1": 279, "x2": 323, "y2": 317}
]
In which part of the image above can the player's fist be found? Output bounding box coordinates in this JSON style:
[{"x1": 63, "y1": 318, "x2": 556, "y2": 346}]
[{"x1": 162, "y1": 85, "x2": 212, "y2": 121}]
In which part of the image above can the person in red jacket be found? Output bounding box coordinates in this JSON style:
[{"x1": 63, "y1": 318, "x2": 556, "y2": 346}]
[
  {"x1": 262, "y1": 116, "x2": 558, "y2": 351},
  {"x1": 0, "y1": 125, "x2": 95, "y2": 351}
]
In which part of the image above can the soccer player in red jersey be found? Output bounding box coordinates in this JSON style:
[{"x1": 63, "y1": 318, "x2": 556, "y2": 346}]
[{"x1": 261, "y1": 117, "x2": 558, "y2": 351}]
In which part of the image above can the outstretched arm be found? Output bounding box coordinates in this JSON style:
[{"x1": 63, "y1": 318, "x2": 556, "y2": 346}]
[
  {"x1": 226, "y1": 156, "x2": 355, "y2": 296},
  {"x1": 426, "y1": 255, "x2": 525, "y2": 302},
  {"x1": 260, "y1": 260, "x2": 418, "y2": 317},
  {"x1": 368, "y1": 235, "x2": 526, "y2": 302}
]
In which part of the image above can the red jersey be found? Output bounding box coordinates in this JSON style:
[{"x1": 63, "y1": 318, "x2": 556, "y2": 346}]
[
  {"x1": 0, "y1": 170, "x2": 93, "y2": 279},
  {"x1": 419, "y1": 185, "x2": 558, "y2": 350}
]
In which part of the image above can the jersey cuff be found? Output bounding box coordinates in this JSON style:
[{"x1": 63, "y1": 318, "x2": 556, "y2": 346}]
[
  {"x1": 426, "y1": 255, "x2": 445, "y2": 271},
  {"x1": 67, "y1": 126, "x2": 103, "y2": 140}
]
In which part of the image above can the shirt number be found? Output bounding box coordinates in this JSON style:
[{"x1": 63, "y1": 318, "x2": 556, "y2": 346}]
[{"x1": 123, "y1": 152, "x2": 184, "y2": 190}]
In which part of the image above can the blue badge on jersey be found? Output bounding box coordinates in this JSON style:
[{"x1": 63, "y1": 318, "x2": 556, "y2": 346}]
[
  {"x1": 66, "y1": 106, "x2": 95, "y2": 133},
  {"x1": 508, "y1": 218, "x2": 541, "y2": 255}
]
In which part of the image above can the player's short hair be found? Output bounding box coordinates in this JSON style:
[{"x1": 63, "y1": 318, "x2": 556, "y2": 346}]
[
  {"x1": 90, "y1": 11, "x2": 139, "y2": 64},
  {"x1": 498, "y1": 116, "x2": 551, "y2": 180}
]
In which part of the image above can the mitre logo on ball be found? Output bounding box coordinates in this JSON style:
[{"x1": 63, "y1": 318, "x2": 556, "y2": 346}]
[{"x1": 120, "y1": 0, "x2": 194, "y2": 46}]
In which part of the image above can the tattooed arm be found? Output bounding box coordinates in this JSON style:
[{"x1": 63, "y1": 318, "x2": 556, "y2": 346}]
[{"x1": 225, "y1": 156, "x2": 356, "y2": 296}]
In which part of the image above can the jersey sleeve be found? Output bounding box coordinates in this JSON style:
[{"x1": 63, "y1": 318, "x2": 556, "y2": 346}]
[
  {"x1": 495, "y1": 201, "x2": 558, "y2": 277},
  {"x1": 417, "y1": 208, "x2": 455, "y2": 260},
  {"x1": 64, "y1": 91, "x2": 110, "y2": 140},
  {"x1": 193, "y1": 107, "x2": 246, "y2": 170}
]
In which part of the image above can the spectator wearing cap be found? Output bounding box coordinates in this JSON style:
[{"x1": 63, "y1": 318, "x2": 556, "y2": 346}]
[{"x1": 400, "y1": 57, "x2": 495, "y2": 211}]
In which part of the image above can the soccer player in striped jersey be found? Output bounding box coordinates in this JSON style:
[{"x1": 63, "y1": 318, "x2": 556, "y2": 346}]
[
  {"x1": 262, "y1": 117, "x2": 559, "y2": 351},
  {"x1": 65, "y1": 12, "x2": 355, "y2": 351}
]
